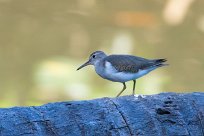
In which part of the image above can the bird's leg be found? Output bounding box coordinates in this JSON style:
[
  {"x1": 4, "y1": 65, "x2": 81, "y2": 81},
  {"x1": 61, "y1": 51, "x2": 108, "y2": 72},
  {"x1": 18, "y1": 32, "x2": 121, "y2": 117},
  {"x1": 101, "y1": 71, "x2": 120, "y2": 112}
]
[
  {"x1": 132, "y1": 80, "x2": 136, "y2": 95},
  {"x1": 116, "y1": 82, "x2": 126, "y2": 97}
]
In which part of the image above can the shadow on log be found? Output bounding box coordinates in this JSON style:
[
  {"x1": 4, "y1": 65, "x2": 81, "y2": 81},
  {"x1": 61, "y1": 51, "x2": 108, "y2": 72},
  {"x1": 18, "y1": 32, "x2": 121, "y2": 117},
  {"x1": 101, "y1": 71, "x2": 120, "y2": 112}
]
[{"x1": 0, "y1": 93, "x2": 204, "y2": 136}]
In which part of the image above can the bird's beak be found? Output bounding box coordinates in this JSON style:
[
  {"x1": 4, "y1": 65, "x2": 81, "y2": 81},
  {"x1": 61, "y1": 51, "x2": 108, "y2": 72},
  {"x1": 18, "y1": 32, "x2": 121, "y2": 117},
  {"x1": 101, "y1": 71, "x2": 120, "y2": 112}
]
[{"x1": 77, "y1": 60, "x2": 91, "y2": 70}]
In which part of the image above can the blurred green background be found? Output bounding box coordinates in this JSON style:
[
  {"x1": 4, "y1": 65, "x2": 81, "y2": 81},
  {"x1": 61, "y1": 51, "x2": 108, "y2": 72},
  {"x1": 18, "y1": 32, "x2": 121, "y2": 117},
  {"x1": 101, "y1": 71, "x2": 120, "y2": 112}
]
[{"x1": 0, "y1": 0, "x2": 203, "y2": 107}]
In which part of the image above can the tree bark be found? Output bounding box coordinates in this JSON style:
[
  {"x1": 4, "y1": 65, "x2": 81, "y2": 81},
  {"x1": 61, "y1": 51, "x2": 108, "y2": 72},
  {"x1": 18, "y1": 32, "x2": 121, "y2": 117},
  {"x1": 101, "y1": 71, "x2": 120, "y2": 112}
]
[{"x1": 0, "y1": 93, "x2": 204, "y2": 136}]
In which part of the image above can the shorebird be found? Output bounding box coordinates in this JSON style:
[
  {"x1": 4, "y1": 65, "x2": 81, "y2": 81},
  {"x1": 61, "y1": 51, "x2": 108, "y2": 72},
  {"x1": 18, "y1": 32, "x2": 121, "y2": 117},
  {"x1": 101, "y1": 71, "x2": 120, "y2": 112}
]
[{"x1": 77, "y1": 51, "x2": 167, "y2": 97}]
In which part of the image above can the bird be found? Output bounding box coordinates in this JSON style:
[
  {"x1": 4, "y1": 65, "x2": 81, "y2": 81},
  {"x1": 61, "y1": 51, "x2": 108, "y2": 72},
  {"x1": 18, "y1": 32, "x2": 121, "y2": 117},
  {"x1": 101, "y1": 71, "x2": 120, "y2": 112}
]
[{"x1": 77, "y1": 51, "x2": 167, "y2": 97}]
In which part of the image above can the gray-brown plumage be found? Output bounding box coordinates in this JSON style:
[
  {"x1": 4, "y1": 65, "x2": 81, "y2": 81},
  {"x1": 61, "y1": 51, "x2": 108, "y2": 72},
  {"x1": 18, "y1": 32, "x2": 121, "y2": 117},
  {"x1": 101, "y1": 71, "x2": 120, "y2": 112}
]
[{"x1": 104, "y1": 55, "x2": 167, "y2": 73}]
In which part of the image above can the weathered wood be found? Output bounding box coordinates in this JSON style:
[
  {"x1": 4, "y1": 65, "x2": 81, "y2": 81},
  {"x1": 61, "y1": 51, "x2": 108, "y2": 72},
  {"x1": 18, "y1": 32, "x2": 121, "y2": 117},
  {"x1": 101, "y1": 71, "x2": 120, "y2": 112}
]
[{"x1": 0, "y1": 93, "x2": 204, "y2": 136}]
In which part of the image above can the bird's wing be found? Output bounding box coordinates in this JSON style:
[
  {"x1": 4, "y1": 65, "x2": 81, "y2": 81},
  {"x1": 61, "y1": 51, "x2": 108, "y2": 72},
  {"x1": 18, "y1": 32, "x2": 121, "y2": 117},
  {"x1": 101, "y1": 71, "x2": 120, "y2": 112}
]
[{"x1": 104, "y1": 55, "x2": 155, "y2": 73}]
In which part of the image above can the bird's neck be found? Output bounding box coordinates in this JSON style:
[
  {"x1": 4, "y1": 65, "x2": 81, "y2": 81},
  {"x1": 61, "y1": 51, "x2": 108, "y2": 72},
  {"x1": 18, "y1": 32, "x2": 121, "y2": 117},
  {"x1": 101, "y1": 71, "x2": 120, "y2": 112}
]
[
  {"x1": 94, "y1": 59, "x2": 105, "y2": 77},
  {"x1": 93, "y1": 59, "x2": 102, "y2": 67}
]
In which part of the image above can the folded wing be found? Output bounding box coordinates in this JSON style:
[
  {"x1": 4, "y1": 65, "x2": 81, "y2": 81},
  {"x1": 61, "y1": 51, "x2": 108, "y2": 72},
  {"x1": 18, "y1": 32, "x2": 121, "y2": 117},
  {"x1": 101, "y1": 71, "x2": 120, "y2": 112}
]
[{"x1": 104, "y1": 55, "x2": 167, "y2": 73}]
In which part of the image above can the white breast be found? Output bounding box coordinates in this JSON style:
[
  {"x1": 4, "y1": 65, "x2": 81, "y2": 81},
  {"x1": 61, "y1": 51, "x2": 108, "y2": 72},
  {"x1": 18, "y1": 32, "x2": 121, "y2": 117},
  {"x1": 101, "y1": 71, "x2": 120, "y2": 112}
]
[{"x1": 98, "y1": 61, "x2": 155, "y2": 82}]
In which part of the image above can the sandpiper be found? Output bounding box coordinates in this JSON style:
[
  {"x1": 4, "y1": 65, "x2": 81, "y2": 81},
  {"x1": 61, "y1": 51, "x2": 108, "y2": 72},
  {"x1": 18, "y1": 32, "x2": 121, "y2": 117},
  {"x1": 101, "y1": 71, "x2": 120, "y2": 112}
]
[{"x1": 77, "y1": 51, "x2": 167, "y2": 97}]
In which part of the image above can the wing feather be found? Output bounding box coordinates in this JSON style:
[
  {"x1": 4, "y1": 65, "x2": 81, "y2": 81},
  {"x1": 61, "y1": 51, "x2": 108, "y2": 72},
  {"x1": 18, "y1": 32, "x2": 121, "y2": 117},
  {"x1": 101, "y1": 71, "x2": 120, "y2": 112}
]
[{"x1": 104, "y1": 55, "x2": 154, "y2": 73}]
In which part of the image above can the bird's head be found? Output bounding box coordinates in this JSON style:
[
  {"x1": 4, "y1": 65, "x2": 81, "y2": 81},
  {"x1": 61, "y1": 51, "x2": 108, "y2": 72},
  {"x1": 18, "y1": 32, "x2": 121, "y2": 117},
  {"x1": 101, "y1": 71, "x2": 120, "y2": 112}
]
[{"x1": 77, "y1": 51, "x2": 107, "y2": 70}]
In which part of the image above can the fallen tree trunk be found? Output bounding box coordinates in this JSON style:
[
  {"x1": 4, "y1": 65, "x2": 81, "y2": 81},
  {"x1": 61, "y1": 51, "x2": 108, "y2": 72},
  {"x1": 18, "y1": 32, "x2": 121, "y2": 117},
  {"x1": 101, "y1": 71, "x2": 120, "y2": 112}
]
[{"x1": 0, "y1": 93, "x2": 204, "y2": 136}]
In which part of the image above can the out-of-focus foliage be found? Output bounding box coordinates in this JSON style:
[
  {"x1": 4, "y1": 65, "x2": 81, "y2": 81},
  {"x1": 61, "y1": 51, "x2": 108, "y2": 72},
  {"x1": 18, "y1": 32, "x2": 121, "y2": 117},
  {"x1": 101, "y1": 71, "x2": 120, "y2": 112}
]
[{"x1": 0, "y1": 0, "x2": 203, "y2": 107}]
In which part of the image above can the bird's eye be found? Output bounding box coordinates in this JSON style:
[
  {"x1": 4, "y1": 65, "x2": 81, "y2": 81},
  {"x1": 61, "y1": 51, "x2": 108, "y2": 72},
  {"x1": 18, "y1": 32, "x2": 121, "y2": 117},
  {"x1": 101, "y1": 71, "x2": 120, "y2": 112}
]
[{"x1": 92, "y1": 55, "x2": 96, "y2": 58}]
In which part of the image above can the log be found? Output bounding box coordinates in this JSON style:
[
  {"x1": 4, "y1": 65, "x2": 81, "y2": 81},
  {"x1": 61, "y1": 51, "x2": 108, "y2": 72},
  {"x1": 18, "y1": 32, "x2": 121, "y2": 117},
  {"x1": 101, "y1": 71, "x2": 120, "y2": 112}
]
[{"x1": 0, "y1": 93, "x2": 204, "y2": 136}]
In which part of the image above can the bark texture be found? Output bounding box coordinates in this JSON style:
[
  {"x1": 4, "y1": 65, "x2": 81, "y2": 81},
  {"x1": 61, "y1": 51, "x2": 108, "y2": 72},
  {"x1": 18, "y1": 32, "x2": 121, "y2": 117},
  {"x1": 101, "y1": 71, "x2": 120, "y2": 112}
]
[{"x1": 0, "y1": 93, "x2": 204, "y2": 136}]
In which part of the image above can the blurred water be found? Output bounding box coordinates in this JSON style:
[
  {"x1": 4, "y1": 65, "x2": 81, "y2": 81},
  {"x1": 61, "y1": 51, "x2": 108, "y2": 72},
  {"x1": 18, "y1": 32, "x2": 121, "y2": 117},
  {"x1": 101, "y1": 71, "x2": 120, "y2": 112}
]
[{"x1": 0, "y1": 0, "x2": 203, "y2": 107}]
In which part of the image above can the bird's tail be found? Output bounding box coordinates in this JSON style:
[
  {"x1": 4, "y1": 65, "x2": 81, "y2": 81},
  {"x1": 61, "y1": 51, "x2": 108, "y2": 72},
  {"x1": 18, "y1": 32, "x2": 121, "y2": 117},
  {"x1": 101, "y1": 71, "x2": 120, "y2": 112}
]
[
  {"x1": 153, "y1": 58, "x2": 168, "y2": 67},
  {"x1": 154, "y1": 58, "x2": 167, "y2": 63}
]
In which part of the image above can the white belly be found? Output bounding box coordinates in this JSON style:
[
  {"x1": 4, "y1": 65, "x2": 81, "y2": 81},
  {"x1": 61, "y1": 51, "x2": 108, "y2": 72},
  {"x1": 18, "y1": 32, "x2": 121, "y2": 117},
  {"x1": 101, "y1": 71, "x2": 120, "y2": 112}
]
[{"x1": 95, "y1": 61, "x2": 155, "y2": 82}]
